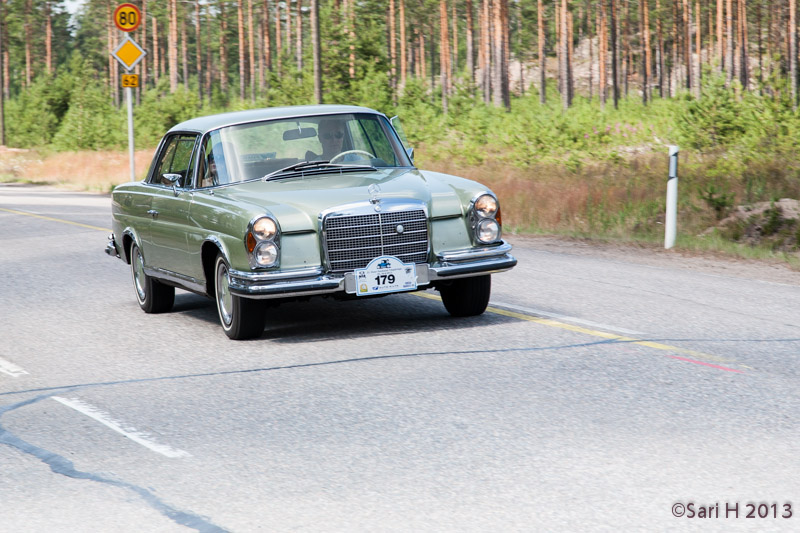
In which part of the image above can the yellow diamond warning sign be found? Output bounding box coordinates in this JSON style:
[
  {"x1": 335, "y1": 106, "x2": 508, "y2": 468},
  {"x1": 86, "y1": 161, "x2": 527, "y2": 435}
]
[{"x1": 111, "y1": 37, "x2": 146, "y2": 71}]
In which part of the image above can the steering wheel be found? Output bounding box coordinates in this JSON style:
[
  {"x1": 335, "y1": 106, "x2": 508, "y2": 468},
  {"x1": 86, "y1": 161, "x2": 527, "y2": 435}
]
[{"x1": 329, "y1": 150, "x2": 376, "y2": 164}]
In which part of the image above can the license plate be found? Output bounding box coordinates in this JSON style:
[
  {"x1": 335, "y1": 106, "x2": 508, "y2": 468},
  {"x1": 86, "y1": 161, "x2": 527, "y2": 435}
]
[{"x1": 354, "y1": 256, "x2": 417, "y2": 296}]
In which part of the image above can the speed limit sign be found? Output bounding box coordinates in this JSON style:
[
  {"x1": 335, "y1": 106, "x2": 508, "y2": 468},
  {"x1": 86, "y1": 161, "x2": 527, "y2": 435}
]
[{"x1": 113, "y1": 3, "x2": 141, "y2": 33}]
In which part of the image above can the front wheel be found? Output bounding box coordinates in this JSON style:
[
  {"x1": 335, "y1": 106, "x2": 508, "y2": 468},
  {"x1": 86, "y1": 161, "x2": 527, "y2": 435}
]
[
  {"x1": 214, "y1": 255, "x2": 267, "y2": 340},
  {"x1": 438, "y1": 275, "x2": 491, "y2": 317},
  {"x1": 130, "y1": 243, "x2": 174, "y2": 313}
]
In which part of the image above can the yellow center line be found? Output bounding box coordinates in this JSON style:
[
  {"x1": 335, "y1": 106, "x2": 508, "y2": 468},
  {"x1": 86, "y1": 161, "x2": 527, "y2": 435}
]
[
  {"x1": 413, "y1": 291, "x2": 738, "y2": 367},
  {"x1": 0, "y1": 207, "x2": 112, "y2": 233}
]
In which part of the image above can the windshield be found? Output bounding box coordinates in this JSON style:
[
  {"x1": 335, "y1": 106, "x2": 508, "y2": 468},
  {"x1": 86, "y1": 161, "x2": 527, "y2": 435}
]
[{"x1": 196, "y1": 113, "x2": 412, "y2": 187}]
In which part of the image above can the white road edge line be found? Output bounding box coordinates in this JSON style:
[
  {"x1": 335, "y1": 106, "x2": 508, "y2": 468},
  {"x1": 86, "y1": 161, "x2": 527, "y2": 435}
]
[
  {"x1": 0, "y1": 357, "x2": 28, "y2": 377},
  {"x1": 490, "y1": 301, "x2": 648, "y2": 336},
  {"x1": 52, "y1": 396, "x2": 191, "y2": 459}
]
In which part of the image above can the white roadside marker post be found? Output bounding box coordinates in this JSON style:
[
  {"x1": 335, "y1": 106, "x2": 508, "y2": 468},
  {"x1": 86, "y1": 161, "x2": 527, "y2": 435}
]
[{"x1": 664, "y1": 145, "x2": 679, "y2": 249}]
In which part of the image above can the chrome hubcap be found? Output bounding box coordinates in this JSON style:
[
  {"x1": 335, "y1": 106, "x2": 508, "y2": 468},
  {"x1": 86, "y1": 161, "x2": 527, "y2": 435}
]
[
  {"x1": 133, "y1": 248, "x2": 146, "y2": 301},
  {"x1": 216, "y1": 261, "x2": 233, "y2": 326}
]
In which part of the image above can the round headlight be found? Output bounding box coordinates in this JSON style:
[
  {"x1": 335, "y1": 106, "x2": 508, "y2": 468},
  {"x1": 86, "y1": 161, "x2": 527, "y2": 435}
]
[
  {"x1": 474, "y1": 194, "x2": 498, "y2": 218},
  {"x1": 476, "y1": 218, "x2": 501, "y2": 244},
  {"x1": 253, "y1": 217, "x2": 278, "y2": 240},
  {"x1": 254, "y1": 241, "x2": 279, "y2": 267}
]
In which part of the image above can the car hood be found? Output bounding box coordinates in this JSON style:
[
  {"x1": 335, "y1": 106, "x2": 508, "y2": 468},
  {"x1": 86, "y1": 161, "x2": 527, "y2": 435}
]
[{"x1": 213, "y1": 168, "x2": 470, "y2": 232}]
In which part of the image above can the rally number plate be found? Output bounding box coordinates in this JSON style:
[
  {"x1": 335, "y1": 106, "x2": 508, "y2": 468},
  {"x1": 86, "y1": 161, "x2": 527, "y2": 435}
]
[{"x1": 354, "y1": 256, "x2": 417, "y2": 296}]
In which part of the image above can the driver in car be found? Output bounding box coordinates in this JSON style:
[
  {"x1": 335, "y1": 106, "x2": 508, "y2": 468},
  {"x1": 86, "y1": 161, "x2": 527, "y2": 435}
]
[
  {"x1": 306, "y1": 118, "x2": 364, "y2": 163},
  {"x1": 318, "y1": 118, "x2": 345, "y2": 160}
]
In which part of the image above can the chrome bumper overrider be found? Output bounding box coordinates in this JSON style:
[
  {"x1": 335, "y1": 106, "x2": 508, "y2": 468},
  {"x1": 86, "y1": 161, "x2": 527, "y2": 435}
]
[
  {"x1": 105, "y1": 234, "x2": 120, "y2": 258},
  {"x1": 229, "y1": 241, "x2": 516, "y2": 299}
]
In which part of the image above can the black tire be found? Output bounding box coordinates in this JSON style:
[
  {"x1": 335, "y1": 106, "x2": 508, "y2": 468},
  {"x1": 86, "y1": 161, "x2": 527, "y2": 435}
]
[
  {"x1": 214, "y1": 254, "x2": 267, "y2": 340},
  {"x1": 439, "y1": 275, "x2": 491, "y2": 317},
  {"x1": 130, "y1": 243, "x2": 174, "y2": 313}
]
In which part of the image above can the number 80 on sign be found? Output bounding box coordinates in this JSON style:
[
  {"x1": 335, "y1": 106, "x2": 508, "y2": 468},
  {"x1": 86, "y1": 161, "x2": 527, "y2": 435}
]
[{"x1": 114, "y1": 3, "x2": 141, "y2": 32}]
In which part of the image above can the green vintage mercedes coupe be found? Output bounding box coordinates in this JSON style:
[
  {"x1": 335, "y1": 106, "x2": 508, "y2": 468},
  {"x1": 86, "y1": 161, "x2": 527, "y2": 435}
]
[{"x1": 106, "y1": 105, "x2": 516, "y2": 339}]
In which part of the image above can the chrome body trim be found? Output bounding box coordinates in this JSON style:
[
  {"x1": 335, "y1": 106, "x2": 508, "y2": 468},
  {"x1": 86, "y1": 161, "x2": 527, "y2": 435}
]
[
  {"x1": 143, "y1": 266, "x2": 207, "y2": 294},
  {"x1": 436, "y1": 241, "x2": 513, "y2": 263}
]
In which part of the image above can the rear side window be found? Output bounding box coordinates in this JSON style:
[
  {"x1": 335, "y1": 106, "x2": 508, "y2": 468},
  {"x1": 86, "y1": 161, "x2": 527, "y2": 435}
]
[{"x1": 150, "y1": 134, "x2": 197, "y2": 188}]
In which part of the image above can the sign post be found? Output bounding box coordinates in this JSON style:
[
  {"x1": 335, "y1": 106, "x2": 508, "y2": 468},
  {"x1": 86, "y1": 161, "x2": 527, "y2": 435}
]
[{"x1": 111, "y1": 4, "x2": 144, "y2": 182}]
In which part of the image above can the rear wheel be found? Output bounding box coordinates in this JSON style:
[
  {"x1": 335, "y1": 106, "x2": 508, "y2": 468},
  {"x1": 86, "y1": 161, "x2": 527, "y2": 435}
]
[
  {"x1": 130, "y1": 243, "x2": 174, "y2": 313},
  {"x1": 439, "y1": 275, "x2": 491, "y2": 317},
  {"x1": 214, "y1": 254, "x2": 267, "y2": 340}
]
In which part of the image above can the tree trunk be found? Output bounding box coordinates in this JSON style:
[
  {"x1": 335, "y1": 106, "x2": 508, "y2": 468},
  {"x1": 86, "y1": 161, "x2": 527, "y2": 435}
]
[
  {"x1": 492, "y1": 0, "x2": 502, "y2": 107},
  {"x1": 400, "y1": 0, "x2": 407, "y2": 90},
  {"x1": 538, "y1": 0, "x2": 546, "y2": 103},
  {"x1": 296, "y1": 0, "x2": 303, "y2": 72},
  {"x1": 599, "y1": 0, "x2": 606, "y2": 107},
  {"x1": 682, "y1": 0, "x2": 691, "y2": 90},
  {"x1": 45, "y1": 1, "x2": 52, "y2": 75},
  {"x1": 312, "y1": 0, "x2": 321, "y2": 103},
  {"x1": 237, "y1": 0, "x2": 246, "y2": 99},
  {"x1": 640, "y1": 0, "x2": 651, "y2": 103},
  {"x1": 440, "y1": 0, "x2": 450, "y2": 113},
  {"x1": 466, "y1": 0, "x2": 474, "y2": 86},
  {"x1": 420, "y1": 28, "x2": 427, "y2": 81},
  {"x1": 481, "y1": 0, "x2": 490, "y2": 103},
  {"x1": 502, "y1": 0, "x2": 511, "y2": 108},
  {"x1": 452, "y1": 1, "x2": 458, "y2": 75},
  {"x1": 656, "y1": 0, "x2": 664, "y2": 98},
  {"x1": 181, "y1": 9, "x2": 189, "y2": 88},
  {"x1": 717, "y1": 0, "x2": 724, "y2": 69},
  {"x1": 141, "y1": 0, "x2": 148, "y2": 90},
  {"x1": 621, "y1": 0, "x2": 630, "y2": 96},
  {"x1": 275, "y1": 1, "x2": 282, "y2": 75},
  {"x1": 248, "y1": 0, "x2": 255, "y2": 100},
  {"x1": 726, "y1": 0, "x2": 734, "y2": 82},
  {"x1": 107, "y1": 1, "x2": 113, "y2": 96},
  {"x1": 560, "y1": 0, "x2": 569, "y2": 109},
  {"x1": 695, "y1": 0, "x2": 701, "y2": 97},
  {"x1": 261, "y1": 0, "x2": 272, "y2": 78},
  {"x1": 219, "y1": 0, "x2": 228, "y2": 93},
  {"x1": 740, "y1": 0, "x2": 749, "y2": 89},
  {"x1": 610, "y1": 0, "x2": 619, "y2": 108},
  {"x1": 169, "y1": 0, "x2": 178, "y2": 92},
  {"x1": 348, "y1": 0, "x2": 355, "y2": 78},
  {"x1": 24, "y1": 0, "x2": 31, "y2": 88},
  {"x1": 390, "y1": 0, "x2": 397, "y2": 94},
  {"x1": 196, "y1": 1, "x2": 203, "y2": 103}
]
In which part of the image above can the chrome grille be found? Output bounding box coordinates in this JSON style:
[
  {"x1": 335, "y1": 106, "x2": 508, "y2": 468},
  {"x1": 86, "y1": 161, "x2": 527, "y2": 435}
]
[{"x1": 324, "y1": 209, "x2": 429, "y2": 271}]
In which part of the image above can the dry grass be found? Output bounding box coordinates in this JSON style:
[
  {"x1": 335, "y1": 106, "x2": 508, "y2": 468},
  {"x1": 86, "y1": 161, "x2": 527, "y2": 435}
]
[
  {"x1": 423, "y1": 152, "x2": 671, "y2": 237},
  {"x1": 0, "y1": 146, "x2": 155, "y2": 192}
]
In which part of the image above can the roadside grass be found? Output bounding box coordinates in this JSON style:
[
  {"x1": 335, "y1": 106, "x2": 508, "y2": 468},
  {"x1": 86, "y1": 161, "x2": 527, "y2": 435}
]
[{"x1": 0, "y1": 147, "x2": 154, "y2": 193}]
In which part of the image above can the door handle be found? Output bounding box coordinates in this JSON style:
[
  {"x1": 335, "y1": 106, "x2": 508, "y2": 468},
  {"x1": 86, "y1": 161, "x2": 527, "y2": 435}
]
[{"x1": 147, "y1": 209, "x2": 159, "y2": 219}]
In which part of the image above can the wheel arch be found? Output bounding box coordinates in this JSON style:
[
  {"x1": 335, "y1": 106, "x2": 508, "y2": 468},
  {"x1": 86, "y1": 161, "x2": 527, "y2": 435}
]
[
  {"x1": 201, "y1": 237, "x2": 227, "y2": 297},
  {"x1": 121, "y1": 229, "x2": 142, "y2": 265}
]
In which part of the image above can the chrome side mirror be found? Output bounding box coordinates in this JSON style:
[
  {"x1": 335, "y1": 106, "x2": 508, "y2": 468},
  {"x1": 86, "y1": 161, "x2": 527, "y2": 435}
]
[{"x1": 162, "y1": 173, "x2": 182, "y2": 196}]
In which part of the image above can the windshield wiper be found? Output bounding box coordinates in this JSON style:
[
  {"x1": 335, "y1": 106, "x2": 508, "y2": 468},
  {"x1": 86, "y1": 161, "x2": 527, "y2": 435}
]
[
  {"x1": 262, "y1": 160, "x2": 332, "y2": 181},
  {"x1": 262, "y1": 160, "x2": 376, "y2": 181}
]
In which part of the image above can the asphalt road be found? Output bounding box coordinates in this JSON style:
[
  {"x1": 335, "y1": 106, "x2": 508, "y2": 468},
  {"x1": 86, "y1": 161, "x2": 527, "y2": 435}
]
[{"x1": 2, "y1": 183, "x2": 800, "y2": 532}]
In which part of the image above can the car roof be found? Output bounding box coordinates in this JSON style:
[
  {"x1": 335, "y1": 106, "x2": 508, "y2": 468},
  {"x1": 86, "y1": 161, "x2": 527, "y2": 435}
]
[{"x1": 168, "y1": 104, "x2": 385, "y2": 134}]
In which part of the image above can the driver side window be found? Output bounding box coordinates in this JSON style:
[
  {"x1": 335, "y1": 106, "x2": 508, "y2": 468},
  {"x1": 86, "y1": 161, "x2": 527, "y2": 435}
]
[{"x1": 150, "y1": 134, "x2": 198, "y2": 188}]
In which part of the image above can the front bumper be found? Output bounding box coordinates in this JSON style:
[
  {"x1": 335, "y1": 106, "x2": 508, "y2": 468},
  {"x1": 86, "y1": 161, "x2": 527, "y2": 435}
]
[{"x1": 229, "y1": 241, "x2": 517, "y2": 299}]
